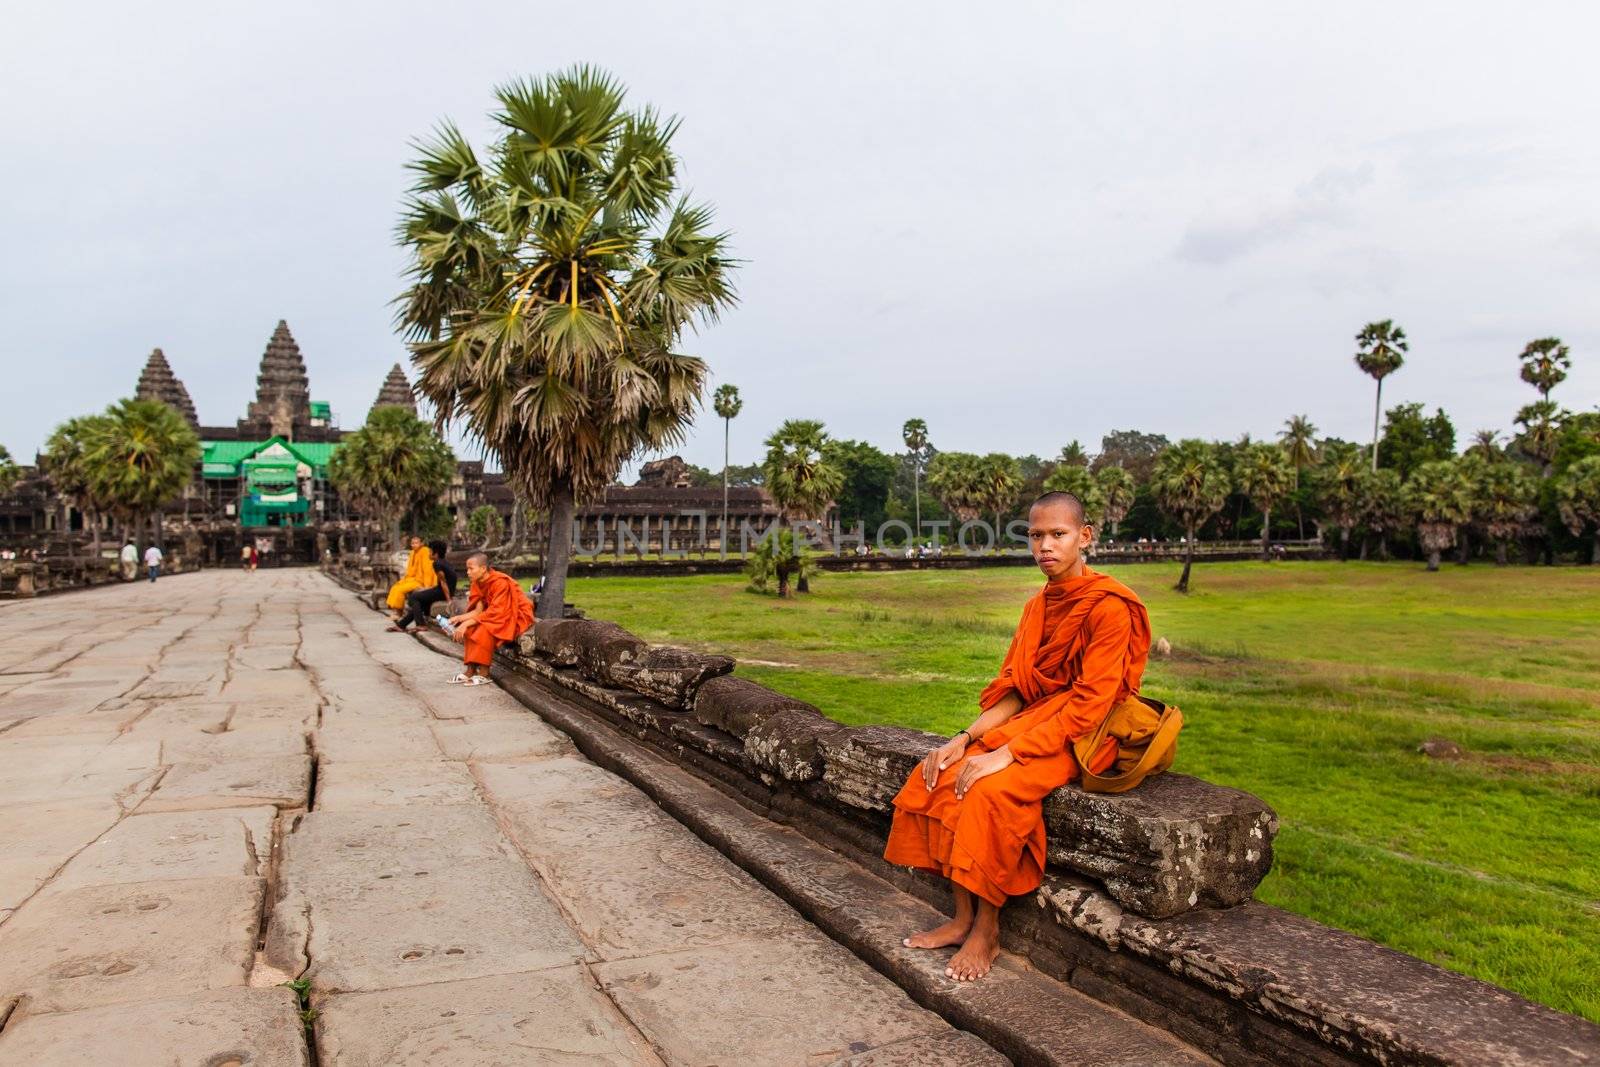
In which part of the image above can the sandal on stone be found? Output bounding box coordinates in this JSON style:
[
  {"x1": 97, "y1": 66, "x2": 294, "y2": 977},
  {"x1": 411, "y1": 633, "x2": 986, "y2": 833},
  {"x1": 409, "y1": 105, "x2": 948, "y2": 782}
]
[
  {"x1": 447, "y1": 672, "x2": 471, "y2": 685},
  {"x1": 462, "y1": 675, "x2": 490, "y2": 686}
]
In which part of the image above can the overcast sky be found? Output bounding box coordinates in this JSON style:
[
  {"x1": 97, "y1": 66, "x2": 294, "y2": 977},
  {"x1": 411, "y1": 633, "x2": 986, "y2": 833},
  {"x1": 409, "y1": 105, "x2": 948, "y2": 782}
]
[{"x1": 3, "y1": 2, "x2": 1597, "y2": 478}]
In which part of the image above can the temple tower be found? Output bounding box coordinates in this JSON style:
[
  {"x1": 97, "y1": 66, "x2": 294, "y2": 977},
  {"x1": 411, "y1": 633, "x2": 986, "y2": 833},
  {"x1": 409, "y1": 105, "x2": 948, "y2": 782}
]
[
  {"x1": 133, "y1": 348, "x2": 199, "y2": 428},
  {"x1": 240, "y1": 321, "x2": 312, "y2": 439},
  {"x1": 369, "y1": 363, "x2": 417, "y2": 420}
]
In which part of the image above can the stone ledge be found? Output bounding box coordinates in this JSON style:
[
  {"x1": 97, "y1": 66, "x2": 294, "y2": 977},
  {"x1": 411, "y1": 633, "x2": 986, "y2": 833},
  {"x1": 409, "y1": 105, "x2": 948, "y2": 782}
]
[{"x1": 378, "y1": 590, "x2": 1600, "y2": 1067}]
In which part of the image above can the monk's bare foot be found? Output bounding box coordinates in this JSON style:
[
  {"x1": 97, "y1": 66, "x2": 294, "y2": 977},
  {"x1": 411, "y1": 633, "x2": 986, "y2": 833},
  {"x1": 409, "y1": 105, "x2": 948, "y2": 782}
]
[
  {"x1": 902, "y1": 917, "x2": 972, "y2": 950},
  {"x1": 945, "y1": 927, "x2": 1000, "y2": 981}
]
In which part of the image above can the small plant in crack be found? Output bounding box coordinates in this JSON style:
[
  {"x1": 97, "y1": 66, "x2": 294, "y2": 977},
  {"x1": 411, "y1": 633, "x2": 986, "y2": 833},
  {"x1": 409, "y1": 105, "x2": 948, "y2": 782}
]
[{"x1": 281, "y1": 977, "x2": 317, "y2": 1031}]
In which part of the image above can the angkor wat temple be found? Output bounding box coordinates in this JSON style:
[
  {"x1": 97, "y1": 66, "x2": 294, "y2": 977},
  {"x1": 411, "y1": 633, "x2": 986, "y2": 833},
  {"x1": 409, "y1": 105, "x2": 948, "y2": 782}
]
[{"x1": 0, "y1": 322, "x2": 777, "y2": 563}]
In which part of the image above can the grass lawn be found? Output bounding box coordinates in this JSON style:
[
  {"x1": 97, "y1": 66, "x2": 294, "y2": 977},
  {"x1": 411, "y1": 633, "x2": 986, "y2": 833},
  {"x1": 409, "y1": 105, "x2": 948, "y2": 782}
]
[{"x1": 566, "y1": 561, "x2": 1600, "y2": 1022}]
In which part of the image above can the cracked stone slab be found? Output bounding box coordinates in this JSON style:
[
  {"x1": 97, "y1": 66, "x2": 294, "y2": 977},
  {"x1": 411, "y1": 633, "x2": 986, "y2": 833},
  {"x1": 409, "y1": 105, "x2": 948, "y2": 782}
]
[
  {"x1": 141, "y1": 755, "x2": 311, "y2": 812},
  {"x1": 44, "y1": 806, "x2": 275, "y2": 895},
  {"x1": 591, "y1": 937, "x2": 950, "y2": 1066},
  {"x1": 315, "y1": 759, "x2": 480, "y2": 810},
  {"x1": 0, "y1": 986, "x2": 308, "y2": 1066},
  {"x1": 315, "y1": 720, "x2": 441, "y2": 764},
  {"x1": 431, "y1": 717, "x2": 572, "y2": 762},
  {"x1": 154, "y1": 726, "x2": 309, "y2": 763},
  {"x1": 315, "y1": 968, "x2": 664, "y2": 1066},
  {"x1": 275, "y1": 807, "x2": 586, "y2": 993},
  {"x1": 0, "y1": 876, "x2": 263, "y2": 1013},
  {"x1": 0, "y1": 797, "x2": 123, "y2": 911},
  {"x1": 833, "y1": 1031, "x2": 1011, "y2": 1065}
]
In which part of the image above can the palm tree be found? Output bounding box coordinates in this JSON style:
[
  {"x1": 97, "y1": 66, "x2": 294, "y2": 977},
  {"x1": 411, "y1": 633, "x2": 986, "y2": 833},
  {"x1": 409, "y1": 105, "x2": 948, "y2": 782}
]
[
  {"x1": 1354, "y1": 320, "x2": 1408, "y2": 471},
  {"x1": 1279, "y1": 415, "x2": 1318, "y2": 537},
  {"x1": 1406, "y1": 460, "x2": 1472, "y2": 572},
  {"x1": 761, "y1": 419, "x2": 843, "y2": 596},
  {"x1": 1467, "y1": 429, "x2": 1502, "y2": 460},
  {"x1": 1518, "y1": 337, "x2": 1570, "y2": 400},
  {"x1": 1514, "y1": 400, "x2": 1565, "y2": 476},
  {"x1": 1312, "y1": 444, "x2": 1365, "y2": 560},
  {"x1": 1360, "y1": 468, "x2": 1404, "y2": 560},
  {"x1": 43, "y1": 415, "x2": 108, "y2": 552},
  {"x1": 713, "y1": 384, "x2": 742, "y2": 560},
  {"x1": 328, "y1": 406, "x2": 456, "y2": 542},
  {"x1": 927, "y1": 452, "x2": 986, "y2": 525},
  {"x1": 1234, "y1": 442, "x2": 1294, "y2": 561},
  {"x1": 977, "y1": 453, "x2": 1022, "y2": 545},
  {"x1": 0, "y1": 446, "x2": 18, "y2": 498},
  {"x1": 902, "y1": 418, "x2": 929, "y2": 540},
  {"x1": 1473, "y1": 460, "x2": 1538, "y2": 566},
  {"x1": 1554, "y1": 455, "x2": 1600, "y2": 564},
  {"x1": 1094, "y1": 465, "x2": 1135, "y2": 538},
  {"x1": 1057, "y1": 440, "x2": 1089, "y2": 468},
  {"x1": 1042, "y1": 464, "x2": 1106, "y2": 528},
  {"x1": 1152, "y1": 440, "x2": 1231, "y2": 593},
  {"x1": 396, "y1": 67, "x2": 737, "y2": 619},
  {"x1": 81, "y1": 399, "x2": 200, "y2": 547}
]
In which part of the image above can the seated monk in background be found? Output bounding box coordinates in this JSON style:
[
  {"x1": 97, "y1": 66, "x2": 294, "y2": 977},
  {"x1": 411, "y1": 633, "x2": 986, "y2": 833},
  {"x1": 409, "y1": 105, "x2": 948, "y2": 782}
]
[
  {"x1": 447, "y1": 552, "x2": 534, "y2": 686},
  {"x1": 386, "y1": 535, "x2": 436, "y2": 616},
  {"x1": 883, "y1": 491, "x2": 1151, "y2": 981}
]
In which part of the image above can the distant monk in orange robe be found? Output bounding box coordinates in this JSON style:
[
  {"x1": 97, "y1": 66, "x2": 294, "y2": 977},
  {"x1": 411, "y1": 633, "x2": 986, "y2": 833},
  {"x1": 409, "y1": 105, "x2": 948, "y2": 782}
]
[
  {"x1": 386, "y1": 536, "x2": 436, "y2": 615},
  {"x1": 883, "y1": 491, "x2": 1151, "y2": 981},
  {"x1": 446, "y1": 552, "x2": 534, "y2": 686}
]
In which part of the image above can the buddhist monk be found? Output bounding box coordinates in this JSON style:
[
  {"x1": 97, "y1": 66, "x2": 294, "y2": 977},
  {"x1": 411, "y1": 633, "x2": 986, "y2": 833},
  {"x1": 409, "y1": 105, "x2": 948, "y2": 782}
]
[
  {"x1": 446, "y1": 552, "x2": 534, "y2": 686},
  {"x1": 386, "y1": 535, "x2": 436, "y2": 617},
  {"x1": 883, "y1": 491, "x2": 1151, "y2": 981}
]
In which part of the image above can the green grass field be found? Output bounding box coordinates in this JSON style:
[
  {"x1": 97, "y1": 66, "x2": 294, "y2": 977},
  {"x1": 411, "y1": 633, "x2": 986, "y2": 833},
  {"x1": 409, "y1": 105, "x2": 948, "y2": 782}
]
[{"x1": 565, "y1": 561, "x2": 1600, "y2": 1021}]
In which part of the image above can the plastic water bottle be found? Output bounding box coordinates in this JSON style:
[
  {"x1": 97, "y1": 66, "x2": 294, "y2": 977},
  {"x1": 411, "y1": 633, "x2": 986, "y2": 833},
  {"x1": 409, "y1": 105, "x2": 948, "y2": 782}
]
[{"x1": 434, "y1": 614, "x2": 455, "y2": 636}]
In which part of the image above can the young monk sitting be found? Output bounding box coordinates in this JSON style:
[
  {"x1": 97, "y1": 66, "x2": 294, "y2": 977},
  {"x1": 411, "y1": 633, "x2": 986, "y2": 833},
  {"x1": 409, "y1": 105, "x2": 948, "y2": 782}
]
[
  {"x1": 446, "y1": 552, "x2": 534, "y2": 686},
  {"x1": 386, "y1": 535, "x2": 436, "y2": 618},
  {"x1": 883, "y1": 491, "x2": 1151, "y2": 982}
]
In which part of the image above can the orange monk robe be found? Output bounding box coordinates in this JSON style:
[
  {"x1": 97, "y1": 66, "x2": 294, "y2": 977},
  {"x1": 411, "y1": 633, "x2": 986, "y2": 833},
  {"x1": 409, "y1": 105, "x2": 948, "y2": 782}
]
[
  {"x1": 385, "y1": 546, "x2": 437, "y2": 610},
  {"x1": 883, "y1": 569, "x2": 1151, "y2": 906},
  {"x1": 462, "y1": 568, "x2": 534, "y2": 667}
]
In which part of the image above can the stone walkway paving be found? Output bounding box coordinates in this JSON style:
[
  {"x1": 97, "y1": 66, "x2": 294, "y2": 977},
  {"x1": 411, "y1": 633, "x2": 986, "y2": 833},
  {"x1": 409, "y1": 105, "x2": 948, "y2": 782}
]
[{"x1": 0, "y1": 570, "x2": 1007, "y2": 1065}]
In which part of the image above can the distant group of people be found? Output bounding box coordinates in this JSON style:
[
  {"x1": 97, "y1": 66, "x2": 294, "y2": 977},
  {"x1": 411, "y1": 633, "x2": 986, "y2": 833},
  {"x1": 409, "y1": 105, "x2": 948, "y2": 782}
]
[
  {"x1": 384, "y1": 535, "x2": 534, "y2": 687},
  {"x1": 119, "y1": 540, "x2": 163, "y2": 582}
]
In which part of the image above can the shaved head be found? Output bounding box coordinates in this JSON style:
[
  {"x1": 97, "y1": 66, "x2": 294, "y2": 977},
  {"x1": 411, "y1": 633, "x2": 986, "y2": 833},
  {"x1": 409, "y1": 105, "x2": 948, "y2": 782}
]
[
  {"x1": 1030, "y1": 491, "x2": 1088, "y2": 526},
  {"x1": 467, "y1": 551, "x2": 490, "y2": 567}
]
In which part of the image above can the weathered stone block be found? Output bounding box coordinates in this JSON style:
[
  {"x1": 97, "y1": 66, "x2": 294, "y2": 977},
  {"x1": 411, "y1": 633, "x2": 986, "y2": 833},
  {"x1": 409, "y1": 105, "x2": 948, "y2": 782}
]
[
  {"x1": 1042, "y1": 773, "x2": 1277, "y2": 917},
  {"x1": 745, "y1": 706, "x2": 847, "y2": 782},
  {"x1": 692, "y1": 675, "x2": 822, "y2": 739},
  {"x1": 818, "y1": 726, "x2": 942, "y2": 812},
  {"x1": 534, "y1": 618, "x2": 642, "y2": 676},
  {"x1": 605, "y1": 645, "x2": 735, "y2": 708}
]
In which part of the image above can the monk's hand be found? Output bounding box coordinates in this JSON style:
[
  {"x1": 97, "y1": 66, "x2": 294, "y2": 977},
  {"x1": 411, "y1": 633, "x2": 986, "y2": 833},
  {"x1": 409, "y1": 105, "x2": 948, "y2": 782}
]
[
  {"x1": 922, "y1": 734, "x2": 969, "y2": 790},
  {"x1": 954, "y1": 745, "x2": 1014, "y2": 799}
]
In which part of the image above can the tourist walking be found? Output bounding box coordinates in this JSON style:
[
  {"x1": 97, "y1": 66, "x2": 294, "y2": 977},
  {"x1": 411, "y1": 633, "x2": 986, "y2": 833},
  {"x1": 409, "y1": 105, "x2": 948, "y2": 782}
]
[
  {"x1": 120, "y1": 540, "x2": 138, "y2": 581},
  {"x1": 144, "y1": 543, "x2": 163, "y2": 583}
]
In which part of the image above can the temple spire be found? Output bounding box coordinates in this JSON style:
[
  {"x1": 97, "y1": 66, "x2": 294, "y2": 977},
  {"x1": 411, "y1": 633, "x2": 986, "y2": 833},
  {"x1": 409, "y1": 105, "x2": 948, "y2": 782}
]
[
  {"x1": 134, "y1": 347, "x2": 199, "y2": 428},
  {"x1": 369, "y1": 363, "x2": 417, "y2": 420},
  {"x1": 241, "y1": 320, "x2": 312, "y2": 439}
]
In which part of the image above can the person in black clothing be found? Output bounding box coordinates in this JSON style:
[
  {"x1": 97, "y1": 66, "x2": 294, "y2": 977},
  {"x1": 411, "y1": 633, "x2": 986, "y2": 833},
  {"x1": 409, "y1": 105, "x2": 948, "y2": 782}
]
[{"x1": 389, "y1": 540, "x2": 458, "y2": 632}]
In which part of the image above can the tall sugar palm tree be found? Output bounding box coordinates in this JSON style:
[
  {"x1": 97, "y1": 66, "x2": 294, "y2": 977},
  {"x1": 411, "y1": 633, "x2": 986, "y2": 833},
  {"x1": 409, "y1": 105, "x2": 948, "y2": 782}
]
[
  {"x1": 1354, "y1": 320, "x2": 1408, "y2": 471},
  {"x1": 1042, "y1": 464, "x2": 1106, "y2": 528},
  {"x1": 1152, "y1": 440, "x2": 1231, "y2": 593},
  {"x1": 1057, "y1": 440, "x2": 1089, "y2": 468},
  {"x1": 713, "y1": 384, "x2": 742, "y2": 559},
  {"x1": 1234, "y1": 442, "x2": 1294, "y2": 561},
  {"x1": 977, "y1": 453, "x2": 1022, "y2": 545},
  {"x1": 81, "y1": 399, "x2": 200, "y2": 547},
  {"x1": 902, "y1": 418, "x2": 929, "y2": 540},
  {"x1": 1514, "y1": 400, "x2": 1565, "y2": 476},
  {"x1": 1518, "y1": 337, "x2": 1570, "y2": 400},
  {"x1": 927, "y1": 452, "x2": 986, "y2": 526},
  {"x1": 396, "y1": 67, "x2": 737, "y2": 619},
  {"x1": 1406, "y1": 459, "x2": 1472, "y2": 572},
  {"x1": 761, "y1": 419, "x2": 843, "y2": 596},
  {"x1": 1279, "y1": 415, "x2": 1318, "y2": 537},
  {"x1": 1468, "y1": 429, "x2": 1502, "y2": 460},
  {"x1": 1094, "y1": 465, "x2": 1135, "y2": 537},
  {"x1": 1554, "y1": 455, "x2": 1600, "y2": 564},
  {"x1": 328, "y1": 406, "x2": 457, "y2": 542}
]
